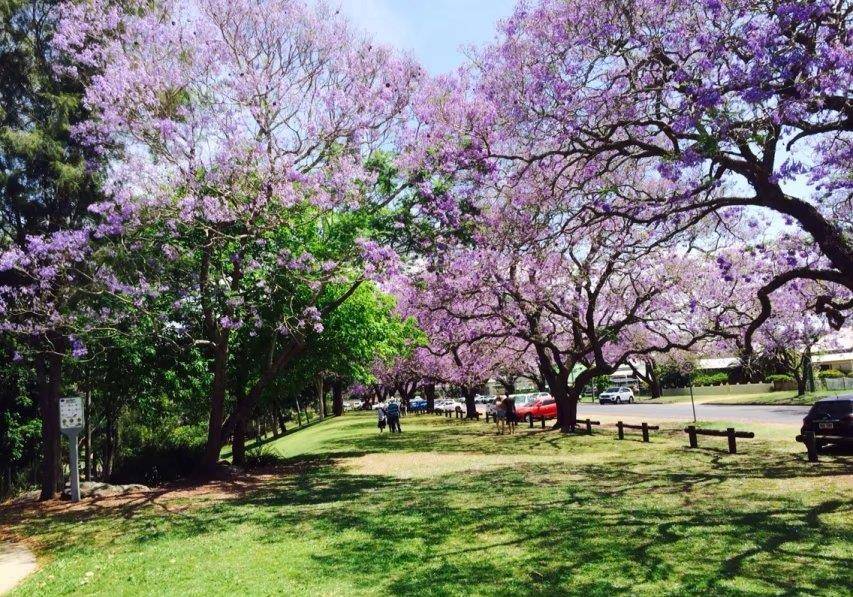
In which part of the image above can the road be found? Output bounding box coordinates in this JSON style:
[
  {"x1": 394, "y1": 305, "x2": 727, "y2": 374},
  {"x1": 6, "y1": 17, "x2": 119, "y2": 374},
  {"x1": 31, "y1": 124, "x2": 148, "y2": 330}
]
[
  {"x1": 580, "y1": 402, "x2": 809, "y2": 425},
  {"x1": 476, "y1": 402, "x2": 810, "y2": 425}
]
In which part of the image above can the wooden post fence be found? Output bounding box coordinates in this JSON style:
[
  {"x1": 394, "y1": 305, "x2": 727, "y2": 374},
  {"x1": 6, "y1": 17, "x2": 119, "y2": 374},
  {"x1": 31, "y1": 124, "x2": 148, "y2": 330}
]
[
  {"x1": 796, "y1": 432, "x2": 853, "y2": 462},
  {"x1": 801, "y1": 432, "x2": 819, "y2": 462},
  {"x1": 616, "y1": 421, "x2": 659, "y2": 442},
  {"x1": 685, "y1": 426, "x2": 754, "y2": 454},
  {"x1": 576, "y1": 419, "x2": 600, "y2": 434}
]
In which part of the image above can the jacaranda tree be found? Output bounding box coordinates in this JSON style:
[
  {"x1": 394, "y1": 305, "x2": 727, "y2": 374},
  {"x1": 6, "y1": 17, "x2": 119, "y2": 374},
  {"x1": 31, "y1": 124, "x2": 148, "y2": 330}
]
[{"x1": 56, "y1": 0, "x2": 420, "y2": 470}]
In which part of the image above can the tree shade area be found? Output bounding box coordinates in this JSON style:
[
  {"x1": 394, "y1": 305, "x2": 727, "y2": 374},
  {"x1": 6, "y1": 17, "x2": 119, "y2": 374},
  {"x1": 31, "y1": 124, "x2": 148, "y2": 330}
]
[
  {"x1": 0, "y1": 0, "x2": 851, "y2": 592},
  {"x1": 3, "y1": 415, "x2": 852, "y2": 594}
]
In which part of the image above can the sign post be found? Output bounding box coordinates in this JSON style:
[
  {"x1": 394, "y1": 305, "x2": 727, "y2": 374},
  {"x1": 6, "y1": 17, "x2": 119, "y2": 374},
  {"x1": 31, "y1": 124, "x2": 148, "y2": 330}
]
[{"x1": 59, "y1": 397, "x2": 85, "y2": 502}]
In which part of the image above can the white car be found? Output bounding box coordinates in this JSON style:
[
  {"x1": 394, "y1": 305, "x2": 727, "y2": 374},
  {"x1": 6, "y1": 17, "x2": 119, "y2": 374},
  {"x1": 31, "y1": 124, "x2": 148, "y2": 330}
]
[
  {"x1": 435, "y1": 399, "x2": 464, "y2": 412},
  {"x1": 598, "y1": 387, "x2": 635, "y2": 404}
]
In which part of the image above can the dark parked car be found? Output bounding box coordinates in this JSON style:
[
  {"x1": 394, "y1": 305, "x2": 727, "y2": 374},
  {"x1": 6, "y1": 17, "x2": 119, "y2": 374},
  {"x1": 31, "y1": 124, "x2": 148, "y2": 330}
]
[{"x1": 800, "y1": 395, "x2": 853, "y2": 449}]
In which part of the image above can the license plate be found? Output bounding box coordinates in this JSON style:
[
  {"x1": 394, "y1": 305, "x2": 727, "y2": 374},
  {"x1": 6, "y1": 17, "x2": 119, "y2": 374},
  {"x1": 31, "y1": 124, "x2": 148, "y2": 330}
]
[{"x1": 818, "y1": 422, "x2": 834, "y2": 430}]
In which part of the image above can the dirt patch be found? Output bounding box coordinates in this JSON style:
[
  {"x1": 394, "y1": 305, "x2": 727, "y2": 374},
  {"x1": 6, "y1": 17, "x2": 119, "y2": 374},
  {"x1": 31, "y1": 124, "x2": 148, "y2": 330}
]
[{"x1": 0, "y1": 464, "x2": 313, "y2": 524}]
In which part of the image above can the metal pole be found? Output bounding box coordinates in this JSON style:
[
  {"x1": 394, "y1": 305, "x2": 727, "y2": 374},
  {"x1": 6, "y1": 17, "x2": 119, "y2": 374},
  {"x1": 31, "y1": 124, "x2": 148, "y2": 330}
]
[{"x1": 689, "y1": 383, "x2": 697, "y2": 423}]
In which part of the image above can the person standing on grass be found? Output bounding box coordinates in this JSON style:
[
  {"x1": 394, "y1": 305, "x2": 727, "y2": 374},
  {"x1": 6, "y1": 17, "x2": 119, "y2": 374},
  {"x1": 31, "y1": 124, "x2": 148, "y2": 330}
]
[
  {"x1": 503, "y1": 395, "x2": 516, "y2": 435},
  {"x1": 377, "y1": 404, "x2": 387, "y2": 433},
  {"x1": 386, "y1": 400, "x2": 402, "y2": 433},
  {"x1": 494, "y1": 396, "x2": 506, "y2": 435}
]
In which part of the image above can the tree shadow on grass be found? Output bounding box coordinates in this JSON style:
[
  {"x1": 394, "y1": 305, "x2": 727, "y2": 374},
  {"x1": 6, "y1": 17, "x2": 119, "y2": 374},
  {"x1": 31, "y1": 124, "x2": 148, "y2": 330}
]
[
  {"x1": 5, "y1": 416, "x2": 852, "y2": 595},
  {"x1": 268, "y1": 462, "x2": 853, "y2": 595}
]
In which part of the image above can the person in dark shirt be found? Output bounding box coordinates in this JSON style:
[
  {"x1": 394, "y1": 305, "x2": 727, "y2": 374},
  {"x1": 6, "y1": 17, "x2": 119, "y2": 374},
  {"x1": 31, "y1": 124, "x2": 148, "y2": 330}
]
[
  {"x1": 503, "y1": 396, "x2": 516, "y2": 434},
  {"x1": 386, "y1": 401, "x2": 402, "y2": 433}
]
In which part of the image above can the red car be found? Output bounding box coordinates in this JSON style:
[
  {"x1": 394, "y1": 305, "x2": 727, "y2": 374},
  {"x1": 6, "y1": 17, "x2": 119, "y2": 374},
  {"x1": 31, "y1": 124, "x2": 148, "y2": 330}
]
[{"x1": 516, "y1": 394, "x2": 557, "y2": 423}]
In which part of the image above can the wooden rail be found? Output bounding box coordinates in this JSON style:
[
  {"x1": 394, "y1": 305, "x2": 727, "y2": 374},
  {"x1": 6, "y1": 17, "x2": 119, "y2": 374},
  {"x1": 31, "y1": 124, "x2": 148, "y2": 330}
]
[
  {"x1": 574, "y1": 419, "x2": 600, "y2": 434},
  {"x1": 440, "y1": 409, "x2": 479, "y2": 420},
  {"x1": 616, "y1": 421, "x2": 659, "y2": 442},
  {"x1": 685, "y1": 425, "x2": 754, "y2": 454}
]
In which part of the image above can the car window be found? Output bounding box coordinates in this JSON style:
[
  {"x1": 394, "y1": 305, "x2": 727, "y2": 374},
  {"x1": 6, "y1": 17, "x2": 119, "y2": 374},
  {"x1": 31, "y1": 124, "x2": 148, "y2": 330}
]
[
  {"x1": 809, "y1": 400, "x2": 852, "y2": 418},
  {"x1": 605, "y1": 387, "x2": 620, "y2": 392},
  {"x1": 542, "y1": 399, "x2": 555, "y2": 405}
]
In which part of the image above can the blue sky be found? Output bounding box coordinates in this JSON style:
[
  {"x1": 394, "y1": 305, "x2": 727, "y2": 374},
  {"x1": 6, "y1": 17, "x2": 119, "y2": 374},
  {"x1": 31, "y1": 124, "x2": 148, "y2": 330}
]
[{"x1": 337, "y1": 0, "x2": 518, "y2": 74}]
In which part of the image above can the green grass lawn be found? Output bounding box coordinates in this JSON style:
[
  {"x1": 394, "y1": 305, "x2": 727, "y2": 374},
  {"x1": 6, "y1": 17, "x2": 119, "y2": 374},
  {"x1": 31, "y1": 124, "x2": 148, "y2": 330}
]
[
  {"x1": 638, "y1": 389, "x2": 840, "y2": 406},
  {"x1": 3, "y1": 413, "x2": 851, "y2": 596}
]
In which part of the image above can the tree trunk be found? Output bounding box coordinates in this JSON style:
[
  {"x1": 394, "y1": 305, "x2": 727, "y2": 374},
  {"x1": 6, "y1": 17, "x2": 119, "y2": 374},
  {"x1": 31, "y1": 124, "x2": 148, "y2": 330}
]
[
  {"x1": 332, "y1": 380, "x2": 344, "y2": 416},
  {"x1": 499, "y1": 379, "x2": 516, "y2": 397},
  {"x1": 547, "y1": 369, "x2": 579, "y2": 433},
  {"x1": 232, "y1": 417, "x2": 246, "y2": 467},
  {"x1": 295, "y1": 397, "x2": 304, "y2": 427},
  {"x1": 795, "y1": 374, "x2": 807, "y2": 397},
  {"x1": 83, "y1": 385, "x2": 92, "y2": 481},
  {"x1": 201, "y1": 341, "x2": 229, "y2": 473},
  {"x1": 424, "y1": 383, "x2": 436, "y2": 412},
  {"x1": 103, "y1": 408, "x2": 117, "y2": 481},
  {"x1": 552, "y1": 385, "x2": 570, "y2": 431},
  {"x1": 36, "y1": 352, "x2": 61, "y2": 501},
  {"x1": 564, "y1": 388, "x2": 580, "y2": 431},
  {"x1": 315, "y1": 376, "x2": 325, "y2": 419},
  {"x1": 803, "y1": 350, "x2": 815, "y2": 393},
  {"x1": 269, "y1": 410, "x2": 281, "y2": 438},
  {"x1": 535, "y1": 348, "x2": 575, "y2": 432},
  {"x1": 463, "y1": 387, "x2": 477, "y2": 418},
  {"x1": 275, "y1": 406, "x2": 287, "y2": 435},
  {"x1": 648, "y1": 368, "x2": 662, "y2": 400}
]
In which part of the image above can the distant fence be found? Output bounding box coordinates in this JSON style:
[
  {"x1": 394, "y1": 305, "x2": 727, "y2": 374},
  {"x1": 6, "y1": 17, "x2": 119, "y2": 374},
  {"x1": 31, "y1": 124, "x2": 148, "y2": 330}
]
[
  {"x1": 662, "y1": 383, "x2": 772, "y2": 397},
  {"x1": 824, "y1": 377, "x2": 853, "y2": 391}
]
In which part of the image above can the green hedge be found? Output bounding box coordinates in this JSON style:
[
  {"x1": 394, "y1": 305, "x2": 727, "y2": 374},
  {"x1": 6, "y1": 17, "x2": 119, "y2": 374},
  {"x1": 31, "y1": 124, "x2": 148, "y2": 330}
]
[
  {"x1": 765, "y1": 374, "x2": 794, "y2": 383},
  {"x1": 817, "y1": 369, "x2": 844, "y2": 379},
  {"x1": 691, "y1": 372, "x2": 729, "y2": 386}
]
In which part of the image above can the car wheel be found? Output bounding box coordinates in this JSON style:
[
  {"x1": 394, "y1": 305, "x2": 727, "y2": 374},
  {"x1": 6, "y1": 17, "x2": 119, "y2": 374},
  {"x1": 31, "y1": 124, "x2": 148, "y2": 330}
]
[
  {"x1": 615, "y1": 397, "x2": 622, "y2": 404},
  {"x1": 628, "y1": 397, "x2": 633, "y2": 404},
  {"x1": 527, "y1": 414, "x2": 533, "y2": 424}
]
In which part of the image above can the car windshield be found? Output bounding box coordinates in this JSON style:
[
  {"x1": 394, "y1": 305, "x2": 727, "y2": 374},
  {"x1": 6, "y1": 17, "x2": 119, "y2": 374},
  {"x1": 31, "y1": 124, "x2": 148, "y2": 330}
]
[
  {"x1": 808, "y1": 400, "x2": 852, "y2": 418},
  {"x1": 605, "y1": 387, "x2": 621, "y2": 393}
]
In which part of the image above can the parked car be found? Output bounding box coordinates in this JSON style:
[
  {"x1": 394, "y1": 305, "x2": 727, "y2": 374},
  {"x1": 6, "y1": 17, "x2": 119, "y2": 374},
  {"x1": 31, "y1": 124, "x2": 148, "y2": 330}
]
[
  {"x1": 599, "y1": 386, "x2": 634, "y2": 404},
  {"x1": 474, "y1": 394, "x2": 494, "y2": 404},
  {"x1": 512, "y1": 394, "x2": 548, "y2": 421},
  {"x1": 516, "y1": 394, "x2": 557, "y2": 423},
  {"x1": 800, "y1": 395, "x2": 853, "y2": 449},
  {"x1": 409, "y1": 398, "x2": 428, "y2": 411},
  {"x1": 435, "y1": 399, "x2": 464, "y2": 413}
]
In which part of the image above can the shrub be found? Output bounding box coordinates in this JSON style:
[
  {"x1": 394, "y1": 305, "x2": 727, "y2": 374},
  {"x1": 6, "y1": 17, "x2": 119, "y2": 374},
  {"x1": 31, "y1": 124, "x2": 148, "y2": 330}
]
[
  {"x1": 111, "y1": 424, "x2": 206, "y2": 485},
  {"x1": 765, "y1": 374, "x2": 794, "y2": 383},
  {"x1": 244, "y1": 445, "x2": 287, "y2": 469},
  {"x1": 817, "y1": 369, "x2": 844, "y2": 379},
  {"x1": 692, "y1": 372, "x2": 729, "y2": 386}
]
